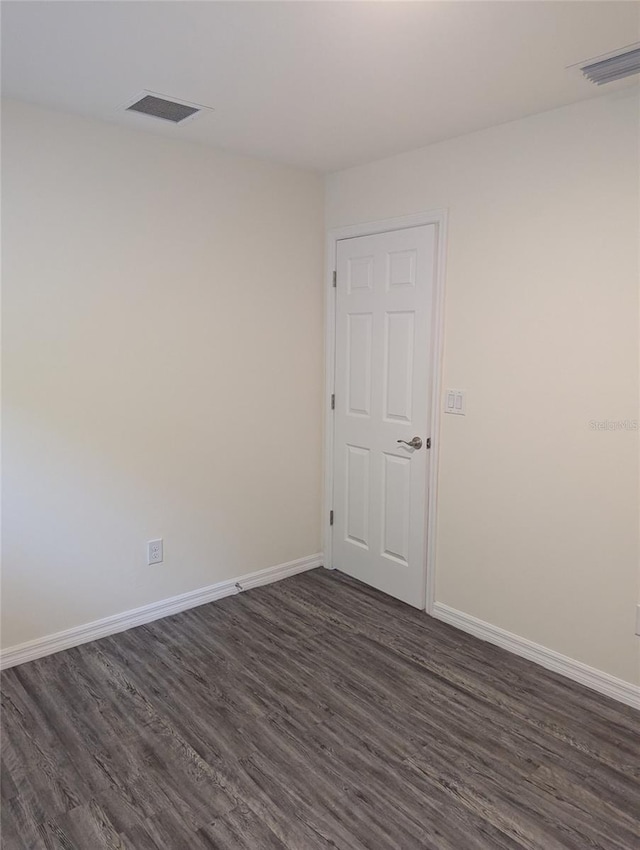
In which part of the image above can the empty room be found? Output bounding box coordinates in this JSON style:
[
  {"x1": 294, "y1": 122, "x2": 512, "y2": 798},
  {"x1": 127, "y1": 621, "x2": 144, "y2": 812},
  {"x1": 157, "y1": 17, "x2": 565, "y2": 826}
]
[{"x1": 1, "y1": 1, "x2": 639, "y2": 848}]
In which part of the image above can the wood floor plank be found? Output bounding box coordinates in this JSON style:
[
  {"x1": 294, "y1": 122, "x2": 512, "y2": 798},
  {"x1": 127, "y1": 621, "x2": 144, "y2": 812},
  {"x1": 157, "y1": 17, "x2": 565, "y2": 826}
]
[
  {"x1": 197, "y1": 804, "x2": 289, "y2": 850},
  {"x1": 2, "y1": 568, "x2": 638, "y2": 850}
]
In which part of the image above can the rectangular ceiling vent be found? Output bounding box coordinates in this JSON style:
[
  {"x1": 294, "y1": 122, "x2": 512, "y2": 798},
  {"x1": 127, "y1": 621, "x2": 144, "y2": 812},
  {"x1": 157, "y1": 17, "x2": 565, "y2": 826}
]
[
  {"x1": 578, "y1": 44, "x2": 640, "y2": 86},
  {"x1": 123, "y1": 91, "x2": 211, "y2": 125}
]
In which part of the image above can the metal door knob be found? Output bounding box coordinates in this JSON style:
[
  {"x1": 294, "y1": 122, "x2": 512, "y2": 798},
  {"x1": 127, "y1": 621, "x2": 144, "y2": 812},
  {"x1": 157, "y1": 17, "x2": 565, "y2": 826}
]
[{"x1": 397, "y1": 436, "x2": 423, "y2": 450}]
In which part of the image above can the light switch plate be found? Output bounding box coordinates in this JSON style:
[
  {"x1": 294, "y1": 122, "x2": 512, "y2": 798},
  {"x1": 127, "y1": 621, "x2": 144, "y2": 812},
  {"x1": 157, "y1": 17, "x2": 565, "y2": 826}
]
[{"x1": 445, "y1": 389, "x2": 466, "y2": 415}]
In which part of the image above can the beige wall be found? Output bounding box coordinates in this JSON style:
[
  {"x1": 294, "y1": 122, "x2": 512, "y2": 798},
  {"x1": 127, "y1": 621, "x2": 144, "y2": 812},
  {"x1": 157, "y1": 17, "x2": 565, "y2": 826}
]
[
  {"x1": 2, "y1": 99, "x2": 325, "y2": 648},
  {"x1": 326, "y1": 91, "x2": 640, "y2": 685},
  {"x1": 3, "y1": 91, "x2": 639, "y2": 688}
]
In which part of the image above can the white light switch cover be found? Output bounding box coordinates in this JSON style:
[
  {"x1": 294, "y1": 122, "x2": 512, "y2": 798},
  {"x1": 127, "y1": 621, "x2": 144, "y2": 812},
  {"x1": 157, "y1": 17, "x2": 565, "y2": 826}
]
[{"x1": 445, "y1": 389, "x2": 466, "y2": 415}]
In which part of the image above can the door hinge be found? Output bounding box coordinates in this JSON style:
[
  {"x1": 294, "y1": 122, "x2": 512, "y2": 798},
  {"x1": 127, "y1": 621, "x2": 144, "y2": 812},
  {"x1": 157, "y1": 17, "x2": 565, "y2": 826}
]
[
  {"x1": 329, "y1": 510, "x2": 334, "y2": 526},
  {"x1": 426, "y1": 437, "x2": 432, "y2": 449},
  {"x1": 332, "y1": 270, "x2": 337, "y2": 288},
  {"x1": 331, "y1": 393, "x2": 335, "y2": 410}
]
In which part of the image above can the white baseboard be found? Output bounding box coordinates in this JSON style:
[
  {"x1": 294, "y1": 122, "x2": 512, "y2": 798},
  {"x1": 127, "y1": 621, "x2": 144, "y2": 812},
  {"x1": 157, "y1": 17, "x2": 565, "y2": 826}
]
[
  {"x1": 432, "y1": 602, "x2": 640, "y2": 711},
  {"x1": 0, "y1": 553, "x2": 323, "y2": 670}
]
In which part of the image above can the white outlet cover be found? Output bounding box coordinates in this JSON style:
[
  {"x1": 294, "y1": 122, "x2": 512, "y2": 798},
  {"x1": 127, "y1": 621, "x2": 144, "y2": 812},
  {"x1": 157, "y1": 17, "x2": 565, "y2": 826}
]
[
  {"x1": 445, "y1": 389, "x2": 466, "y2": 415},
  {"x1": 147, "y1": 538, "x2": 163, "y2": 565}
]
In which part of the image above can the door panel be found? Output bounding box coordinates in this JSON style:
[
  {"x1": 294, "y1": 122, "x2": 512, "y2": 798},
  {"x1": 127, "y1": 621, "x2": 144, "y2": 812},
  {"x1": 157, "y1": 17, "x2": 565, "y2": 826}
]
[
  {"x1": 346, "y1": 313, "x2": 373, "y2": 417},
  {"x1": 384, "y1": 311, "x2": 414, "y2": 422},
  {"x1": 345, "y1": 445, "x2": 370, "y2": 549},
  {"x1": 348, "y1": 254, "x2": 374, "y2": 293},
  {"x1": 333, "y1": 225, "x2": 435, "y2": 607},
  {"x1": 382, "y1": 452, "x2": 411, "y2": 565}
]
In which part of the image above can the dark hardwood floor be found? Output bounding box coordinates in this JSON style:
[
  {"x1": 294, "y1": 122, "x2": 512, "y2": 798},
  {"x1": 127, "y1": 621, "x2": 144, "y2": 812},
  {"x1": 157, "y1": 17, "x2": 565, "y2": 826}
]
[{"x1": 1, "y1": 568, "x2": 639, "y2": 849}]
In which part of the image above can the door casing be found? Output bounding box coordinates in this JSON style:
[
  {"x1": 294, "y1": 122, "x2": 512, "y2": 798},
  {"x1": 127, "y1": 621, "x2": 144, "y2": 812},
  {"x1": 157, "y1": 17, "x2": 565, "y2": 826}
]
[{"x1": 323, "y1": 210, "x2": 448, "y2": 615}]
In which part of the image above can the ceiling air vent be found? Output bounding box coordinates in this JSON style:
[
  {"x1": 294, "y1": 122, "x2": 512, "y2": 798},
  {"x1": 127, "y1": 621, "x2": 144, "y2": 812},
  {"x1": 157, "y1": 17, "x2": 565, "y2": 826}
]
[
  {"x1": 577, "y1": 44, "x2": 640, "y2": 86},
  {"x1": 123, "y1": 91, "x2": 211, "y2": 125}
]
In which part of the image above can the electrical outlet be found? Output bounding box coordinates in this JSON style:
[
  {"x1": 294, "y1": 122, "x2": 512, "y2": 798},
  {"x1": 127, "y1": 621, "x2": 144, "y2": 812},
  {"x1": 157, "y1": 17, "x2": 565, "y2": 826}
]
[{"x1": 147, "y1": 539, "x2": 163, "y2": 565}]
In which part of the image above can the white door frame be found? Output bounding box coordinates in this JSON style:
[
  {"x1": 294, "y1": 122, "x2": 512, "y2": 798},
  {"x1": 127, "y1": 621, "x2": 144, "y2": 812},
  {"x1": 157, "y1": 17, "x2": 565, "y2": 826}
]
[{"x1": 323, "y1": 209, "x2": 448, "y2": 614}]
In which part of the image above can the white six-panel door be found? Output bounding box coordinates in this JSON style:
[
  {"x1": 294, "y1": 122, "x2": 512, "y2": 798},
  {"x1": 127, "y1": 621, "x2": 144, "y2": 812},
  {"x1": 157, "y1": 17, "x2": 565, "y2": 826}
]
[{"x1": 332, "y1": 225, "x2": 435, "y2": 608}]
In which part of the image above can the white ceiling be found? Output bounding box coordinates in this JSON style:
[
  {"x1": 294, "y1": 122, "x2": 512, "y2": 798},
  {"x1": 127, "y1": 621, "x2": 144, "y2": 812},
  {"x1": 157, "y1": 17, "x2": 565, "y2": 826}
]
[{"x1": 2, "y1": 1, "x2": 638, "y2": 172}]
